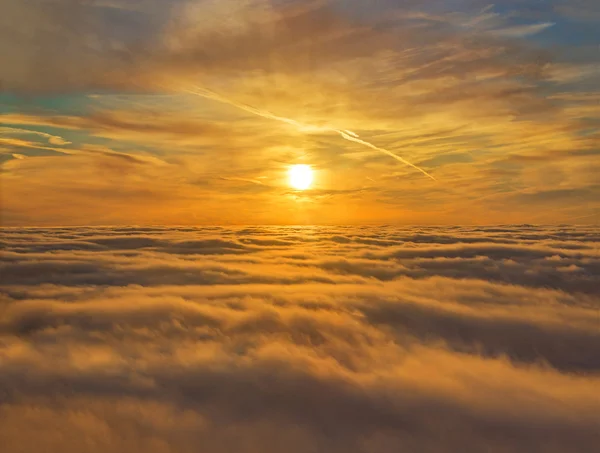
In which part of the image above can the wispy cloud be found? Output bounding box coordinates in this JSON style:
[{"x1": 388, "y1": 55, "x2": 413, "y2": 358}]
[
  {"x1": 0, "y1": 127, "x2": 71, "y2": 145},
  {"x1": 0, "y1": 0, "x2": 598, "y2": 224},
  {"x1": 489, "y1": 22, "x2": 555, "y2": 38}
]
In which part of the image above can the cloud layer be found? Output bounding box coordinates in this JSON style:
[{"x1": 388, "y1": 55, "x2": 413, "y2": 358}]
[{"x1": 1, "y1": 225, "x2": 599, "y2": 452}]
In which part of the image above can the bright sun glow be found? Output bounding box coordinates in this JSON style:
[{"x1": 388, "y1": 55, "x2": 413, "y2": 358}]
[{"x1": 288, "y1": 164, "x2": 314, "y2": 190}]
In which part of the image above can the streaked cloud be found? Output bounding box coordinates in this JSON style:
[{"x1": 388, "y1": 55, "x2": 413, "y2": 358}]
[{"x1": 1, "y1": 0, "x2": 598, "y2": 224}]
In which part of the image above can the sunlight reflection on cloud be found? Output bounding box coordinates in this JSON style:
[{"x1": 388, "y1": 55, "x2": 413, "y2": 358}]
[{"x1": 1, "y1": 225, "x2": 599, "y2": 452}]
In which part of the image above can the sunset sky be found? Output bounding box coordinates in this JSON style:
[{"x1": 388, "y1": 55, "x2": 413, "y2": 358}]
[
  {"x1": 1, "y1": 0, "x2": 599, "y2": 225},
  {"x1": 1, "y1": 3, "x2": 600, "y2": 452}
]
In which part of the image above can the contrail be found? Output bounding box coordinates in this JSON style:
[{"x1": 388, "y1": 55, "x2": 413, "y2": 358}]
[
  {"x1": 181, "y1": 84, "x2": 437, "y2": 181},
  {"x1": 338, "y1": 131, "x2": 436, "y2": 180}
]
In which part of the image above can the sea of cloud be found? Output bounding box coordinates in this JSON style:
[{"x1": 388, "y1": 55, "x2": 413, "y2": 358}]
[{"x1": 1, "y1": 225, "x2": 599, "y2": 452}]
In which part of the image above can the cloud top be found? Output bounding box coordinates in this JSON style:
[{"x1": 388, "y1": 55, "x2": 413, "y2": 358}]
[{"x1": 1, "y1": 225, "x2": 599, "y2": 452}]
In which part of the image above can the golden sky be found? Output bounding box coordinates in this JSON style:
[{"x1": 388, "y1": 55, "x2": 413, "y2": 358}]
[{"x1": 1, "y1": 0, "x2": 599, "y2": 225}]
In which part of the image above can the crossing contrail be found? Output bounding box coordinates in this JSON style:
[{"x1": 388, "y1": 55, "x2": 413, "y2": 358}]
[{"x1": 181, "y1": 84, "x2": 437, "y2": 181}]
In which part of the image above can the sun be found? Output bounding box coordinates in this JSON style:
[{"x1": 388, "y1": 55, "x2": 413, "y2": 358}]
[{"x1": 288, "y1": 164, "x2": 314, "y2": 190}]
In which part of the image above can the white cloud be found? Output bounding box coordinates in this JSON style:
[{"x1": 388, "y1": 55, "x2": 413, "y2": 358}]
[{"x1": 489, "y1": 22, "x2": 555, "y2": 38}]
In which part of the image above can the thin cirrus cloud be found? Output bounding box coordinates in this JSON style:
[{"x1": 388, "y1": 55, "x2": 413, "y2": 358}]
[
  {"x1": 1, "y1": 0, "x2": 599, "y2": 224},
  {"x1": 1, "y1": 225, "x2": 599, "y2": 452}
]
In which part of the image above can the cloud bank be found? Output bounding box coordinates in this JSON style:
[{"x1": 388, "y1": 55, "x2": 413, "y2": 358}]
[{"x1": 1, "y1": 225, "x2": 599, "y2": 452}]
